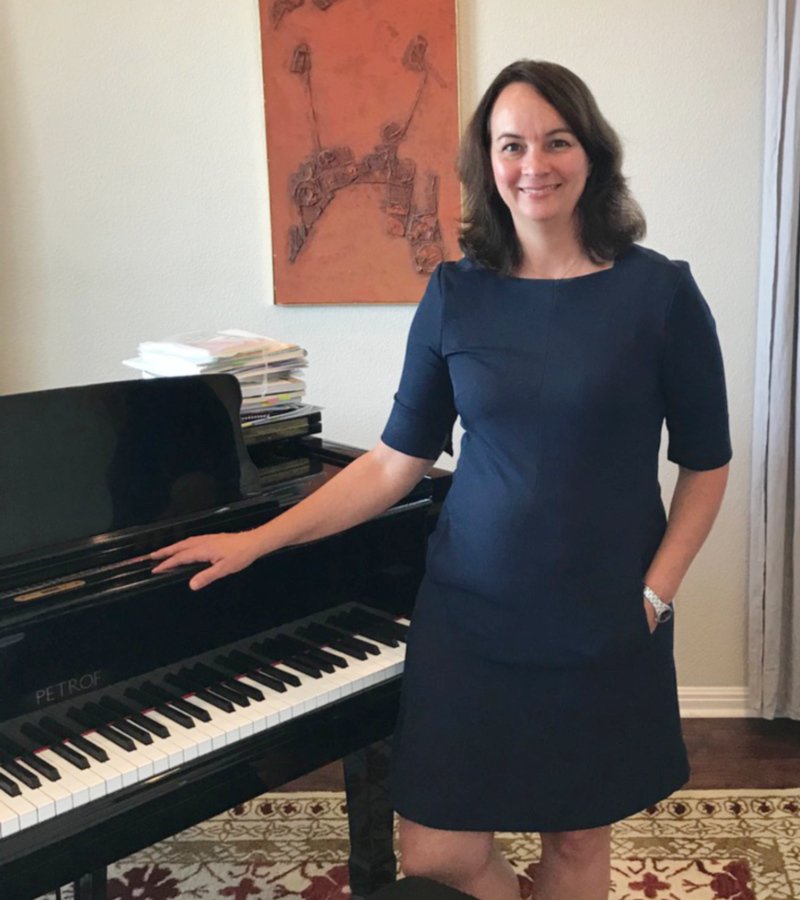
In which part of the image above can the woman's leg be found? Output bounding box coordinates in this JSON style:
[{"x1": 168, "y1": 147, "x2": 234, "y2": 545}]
[
  {"x1": 398, "y1": 816, "x2": 520, "y2": 900},
  {"x1": 536, "y1": 826, "x2": 611, "y2": 900}
]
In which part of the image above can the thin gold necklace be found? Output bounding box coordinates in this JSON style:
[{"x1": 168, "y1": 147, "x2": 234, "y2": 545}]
[
  {"x1": 556, "y1": 253, "x2": 583, "y2": 280},
  {"x1": 521, "y1": 252, "x2": 584, "y2": 280}
]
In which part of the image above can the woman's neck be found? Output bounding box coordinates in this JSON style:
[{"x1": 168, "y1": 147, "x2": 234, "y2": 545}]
[{"x1": 514, "y1": 221, "x2": 591, "y2": 279}]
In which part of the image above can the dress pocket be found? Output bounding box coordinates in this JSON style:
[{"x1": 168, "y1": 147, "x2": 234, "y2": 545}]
[{"x1": 634, "y1": 590, "x2": 657, "y2": 641}]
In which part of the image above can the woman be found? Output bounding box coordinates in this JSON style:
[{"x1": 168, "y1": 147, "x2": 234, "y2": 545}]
[{"x1": 153, "y1": 60, "x2": 731, "y2": 900}]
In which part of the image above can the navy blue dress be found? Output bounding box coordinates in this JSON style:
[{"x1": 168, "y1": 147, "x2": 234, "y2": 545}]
[{"x1": 381, "y1": 245, "x2": 732, "y2": 833}]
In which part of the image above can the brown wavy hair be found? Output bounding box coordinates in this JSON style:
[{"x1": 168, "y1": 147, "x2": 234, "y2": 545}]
[{"x1": 458, "y1": 60, "x2": 646, "y2": 275}]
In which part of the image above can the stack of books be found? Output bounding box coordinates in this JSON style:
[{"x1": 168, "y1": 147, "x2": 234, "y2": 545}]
[{"x1": 123, "y1": 329, "x2": 310, "y2": 421}]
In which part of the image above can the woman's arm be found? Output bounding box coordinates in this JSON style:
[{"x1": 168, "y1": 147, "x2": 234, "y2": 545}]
[
  {"x1": 642, "y1": 462, "x2": 730, "y2": 629},
  {"x1": 151, "y1": 440, "x2": 435, "y2": 591}
]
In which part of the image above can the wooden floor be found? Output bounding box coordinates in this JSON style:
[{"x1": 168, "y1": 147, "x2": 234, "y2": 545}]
[{"x1": 278, "y1": 718, "x2": 800, "y2": 793}]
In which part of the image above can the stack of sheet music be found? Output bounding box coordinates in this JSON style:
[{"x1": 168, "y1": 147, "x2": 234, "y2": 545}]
[{"x1": 123, "y1": 329, "x2": 309, "y2": 418}]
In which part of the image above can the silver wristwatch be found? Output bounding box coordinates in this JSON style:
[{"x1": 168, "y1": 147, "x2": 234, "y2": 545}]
[{"x1": 643, "y1": 585, "x2": 673, "y2": 624}]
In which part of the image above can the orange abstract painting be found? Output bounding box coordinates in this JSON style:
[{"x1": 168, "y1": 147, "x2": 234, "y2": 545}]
[{"x1": 258, "y1": 0, "x2": 461, "y2": 304}]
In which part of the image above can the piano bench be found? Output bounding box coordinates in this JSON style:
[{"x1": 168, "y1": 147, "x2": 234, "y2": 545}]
[{"x1": 368, "y1": 876, "x2": 477, "y2": 899}]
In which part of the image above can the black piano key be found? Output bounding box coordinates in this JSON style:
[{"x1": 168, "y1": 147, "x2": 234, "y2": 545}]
[
  {"x1": 216, "y1": 653, "x2": 288, "y2": 693},
  {"x1": 273, "y1": 634, "x2": 337, "y2": 673},
  {"x1": 329, "y1": 610, "x2": 400, "y2": 647},
  {"x1": 229, "y1": 650, "x2": 292, "y2": 690},
  {"x1": 240, "y1": 648, "x2": 302, "y2": 687},
  {"x1": 123, "y1": 686, "x2": 191, "y2": 730},
  {"x1": 99, "y1": 696, "x2": 170, "y2": 739},
  {"x1": 135, "y1": 681, "x2": 209, "y2": 723},
  {"x1": 256, "y1": 638, "x2": 323, "y2": 679},
  {"x1": 297, "y1": 647, "x2": 336, "y2": 673},
  {"x1": 266, "y1": 651, "x2": 321, "y2": 679},
  {"x1": 0, "y1": 759, "x2": 40, "y2": 790},
  {"x1": 340, "y1": 621, "x2": 398, "y2": 648},
  {"x1": 280, "y1": 657, "x2": 323, "y2": 679},
  {"x1": 84, "y1": 701, "x2": 153, "y2": 746},
  {"x1": 304, "y1": 643, "x2": 349, "y2": 669},
  {"x1": 183, "y1": 665, "x2": 251, "y2": 708},
  {"x1": 297, "y1": 622, "x2": 367, "y2": 660},
  {"x1": 0, "y1": 771, "x2": 21, "y2": 797},
  {"x1": 269, "y1": 635, "x2": 328, "y2": 674},
  {"x1": 0, "y1": 732, "x2": 61, "y2": 781},
  {"x1": 297, "y1": 623, "x2": 370, "y2": 660},
  {"x1": 351, "y1": 604, "x2": 409, "y2": 632},
  {"x1": 295, "y1": 623, "x2": 368, "y2": 661},
  {"x1": 164, "y1": 672, "x2": 235, "y2": 713},
  {"x1": 319, "y1": 620, "x2": 382, "y2": 656},
  {"x1": 348, "y1": 607, "x2": 409, "y2": 641},
  {"x1": 0, "y1": 732, "x2": 41, "y2": 788},
  {"x1": 191, "y1": 663, "x2": 262, "y2": 703},
  {"x1": 128, "y1": 709, "x2": 169, "y2": 739},
  {"x1": 21, "y1": 722, "x2": 91, "y2": 770},
  {"x1": 38, "y1": 716, "x2": 109, "y2": 763},
  {"x1": 66, "y1": 707, "x2": 136, "y2": 753}
]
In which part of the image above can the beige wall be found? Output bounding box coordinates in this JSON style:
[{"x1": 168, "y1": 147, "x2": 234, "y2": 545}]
[{"x1": 0, "y1": 1, "x2": 766, "y2": 694}]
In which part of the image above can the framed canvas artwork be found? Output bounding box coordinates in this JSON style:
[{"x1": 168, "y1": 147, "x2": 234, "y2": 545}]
[{"x1": 258, "y1": 0, "x2": 460, "y2": 304}]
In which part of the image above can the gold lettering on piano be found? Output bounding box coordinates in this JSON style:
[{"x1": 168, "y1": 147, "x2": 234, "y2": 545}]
[{"x1": 14, "y1": 580, "x2": 86, "y2": 603}]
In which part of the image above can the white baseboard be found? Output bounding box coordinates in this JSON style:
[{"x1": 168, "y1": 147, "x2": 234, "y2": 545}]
[{"x1": 678, "y1": 686, "x2": 756, "y2": 718}]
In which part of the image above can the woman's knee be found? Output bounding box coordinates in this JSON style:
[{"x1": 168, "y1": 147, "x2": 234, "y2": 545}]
[
  {"x1": 398, "y1": 816, "x2": 494, "y2": 885},
  {"x1": 540, "y1": 825, "x2": 611, "y2": 864}
]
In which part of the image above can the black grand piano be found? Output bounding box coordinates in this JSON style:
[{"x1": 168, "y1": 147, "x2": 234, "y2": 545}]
[{"x1": 0, "y1": 375, "x2": 450, "y2": 900}]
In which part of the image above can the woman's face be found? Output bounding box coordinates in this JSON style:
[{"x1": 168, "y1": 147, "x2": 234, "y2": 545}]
[{"x1": 489, "y1": 82, "x2": 590, "y2": 232}]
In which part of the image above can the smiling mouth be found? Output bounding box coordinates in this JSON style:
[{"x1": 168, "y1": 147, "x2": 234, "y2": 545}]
[{"x1": 519, "y1": 184, "x2": 560, "y2": 196}]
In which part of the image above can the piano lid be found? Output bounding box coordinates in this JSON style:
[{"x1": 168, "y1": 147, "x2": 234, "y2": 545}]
[{"x1": 0, "y1": 375, "x2": 261, "y2": 564}]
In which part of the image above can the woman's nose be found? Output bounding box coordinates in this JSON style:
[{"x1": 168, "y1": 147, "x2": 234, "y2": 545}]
[{"x1": 522, "y1": 145, "x2": 549, "y2": 176}]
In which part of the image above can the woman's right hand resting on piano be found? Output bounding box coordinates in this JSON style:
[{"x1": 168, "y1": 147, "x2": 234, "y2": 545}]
[
  {"x1": 150, "y1": 441, "x2": 435, "y2": 591},
  {"x1": 151, "y1": 530, "x2": 266, "y2": 591}
]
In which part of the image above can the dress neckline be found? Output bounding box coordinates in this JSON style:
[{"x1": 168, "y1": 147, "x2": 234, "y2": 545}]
[{"x1": 504, "y1": 259, "x2": 618, "y2": 284}]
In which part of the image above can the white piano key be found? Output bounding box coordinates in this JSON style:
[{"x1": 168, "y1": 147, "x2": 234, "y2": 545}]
[
  {"x1": 144, "y1": 710, "x2": 204, "y2": 763},
  {"x1": 168, "y1": 704, "x2": 230, "y2": 752},
  {"x1": 124, "y1": 724, "x2": 184, "y2": 771},
  {"x1": 27, "y1": 753, "x2": 74, "y2": 816},
  {"x1": 0, "y1": 784, "x2": 39, "y2": 834},
  {"x1": 8, "y1": 777, "x2": 55, "y2": 824},
  {"x1": 66, "y1": 741, "x2": 125, "y2": 795},
  {"x1": 354, "y1": 633, "x2": 405, "y2": 678},
  {"x1": 0, "y1": 793, "x2": 23, "y2": 837},
  {"x1": 191, "y1": 689, "x2": 257, "y2": 741},
  {"x1": 214, "y1": 694, "x2": 256, "y2": 740},
  {"x1": 35, "y1": 749, "x2": 93, "y2": 809},
  {"x1": 234, "y1": 678, "x2": 284, "y2": 733},
  {"x1": 248, "y1": 681, "x2": 296, "y2": 725},
  {"x1": 117, "y1": 730, "x2": 172, "y2": 776},
  {"x1": 82, "y1": 734, "x2": 148, "y2": 788},
  {"x1": 56, "y1": 747, "x2": 108, "y2": 802},
  {"x1": 272, "y1": 666, "x2": 323, "y2": 714},
  {"x1": 185, "y1": 696, "x2": 242, "y2": 746}
]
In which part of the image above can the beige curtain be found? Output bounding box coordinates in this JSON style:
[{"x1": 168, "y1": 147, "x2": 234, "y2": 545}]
[{"x1": 749, "y1": 0, "x2": 800, "y2": 719}]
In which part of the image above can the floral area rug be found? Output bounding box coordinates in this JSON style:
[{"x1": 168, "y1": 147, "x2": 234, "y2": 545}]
[{"x1": 42, "y1": 789, "x2": 799, "y2": 899}]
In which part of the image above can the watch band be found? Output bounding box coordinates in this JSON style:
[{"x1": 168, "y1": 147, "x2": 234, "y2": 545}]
[{"x1": 643, "y1": 585, "x2": 673, "y2": 624}]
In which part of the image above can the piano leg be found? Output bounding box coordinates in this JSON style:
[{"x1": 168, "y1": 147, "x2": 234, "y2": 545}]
[
  {"x1": 343, "y1": 738, "x2": 397, "y2": 899},
  {"x1": 73, "y1": 869, "x2": 107, "y2": 900}
]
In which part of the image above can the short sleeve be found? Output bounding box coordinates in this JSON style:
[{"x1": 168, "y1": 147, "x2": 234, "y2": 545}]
[
  {"x1": 662, "y1": 265, "x2": 732, "y2": 470},
  {"x1": 381, "y1": 265, "x2": 457, "y2": 459}
]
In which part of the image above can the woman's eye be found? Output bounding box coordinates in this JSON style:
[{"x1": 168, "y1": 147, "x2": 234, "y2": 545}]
[
  {"x1": 501, "y1": 142, "x2": 523, "y2": 154},
  {"x1": 550, "y1": 138, "x2": 570, "y2": 149}
]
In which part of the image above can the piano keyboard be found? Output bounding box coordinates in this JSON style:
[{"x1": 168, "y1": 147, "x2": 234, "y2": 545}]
[{"x1": 0, "y1": 604, "x2": 409, "y2": 839}]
